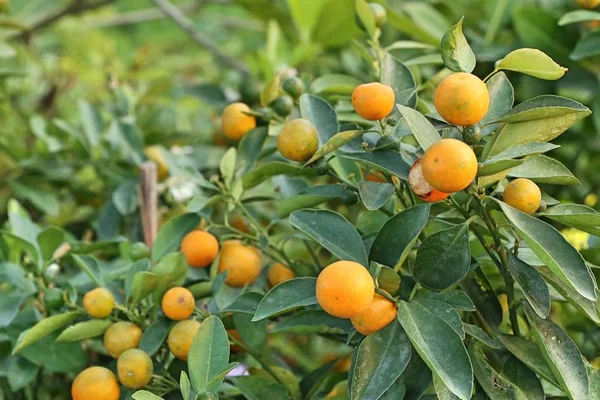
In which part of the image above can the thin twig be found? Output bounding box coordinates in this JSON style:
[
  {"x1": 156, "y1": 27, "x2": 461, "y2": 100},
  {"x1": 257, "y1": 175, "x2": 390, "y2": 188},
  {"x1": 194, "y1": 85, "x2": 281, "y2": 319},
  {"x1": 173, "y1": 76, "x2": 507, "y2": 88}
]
[{"x1": 152, "y1": 0, "x2": 249, "y2": 75}]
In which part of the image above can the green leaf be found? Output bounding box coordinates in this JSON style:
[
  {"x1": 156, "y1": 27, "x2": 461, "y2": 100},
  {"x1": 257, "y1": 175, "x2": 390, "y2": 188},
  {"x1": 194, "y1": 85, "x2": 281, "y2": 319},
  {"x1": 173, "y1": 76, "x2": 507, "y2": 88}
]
[
  {"x1": 495, "y1": 48, "x2": 567, "y2": 80},
  {"x1": 130, "y1": 271, "x2": 160, "y2": 305},
  {"x1": 355, "y1": 0, "x2": 376, "y2": 38},
  {"x1": 242, "y1": 161, "x2": 320, "y2": 189},
  {"x1": 290, "y1": 209, "x2": 368, "y2": 266},
  {"x1": 396, "y1": 104, "x2": 440, "y2": 151},
  {"x1": 132, "y1": 390, "x2": 164, "y2": 400},
  {"x1": 558, "y1": 10, "x2": 600, "y2": 25},
  {"x1": 462, "y1": 323, "x2": 500, "y2": 349},
  {"x1": 403, "y1": 2, "x2": 450, "y2": 42},
  {"x1": 37, "y1": 227, "x2": 66, "y2": 262},
  {"x1": 498, "y1": 200, "x2": 596, "y2": 301},
  {"x1": 220, "y1": 147, "x2": 237, "y2": 188},
  {"x1": 358, "y1": 181, "x2": 395, "y2": 211},
  {"x1": 13, "y1": 312, "x2": 81, "y2": 354},
  {"x1": 394, "y1": 347, "x2": 432, "y2": 400},
  {"x1": 78, "y1": 100, "x2": 102, "y2": 149},
  {"x1": 524, "y1": 305, "x2": 589, "y2": 400},
  {"x1": 413, "y1": 224, "x2": 470, "y2": 291},
  {"x1": 8, "y1": 357, "x2": 39, "y2": 392},
  {"x1": 237, "y1": 127, "x2": 268, "y2": 175},
  {"x1": 252, "y1": 277, "x2": 317, "y2": 321},
  {"x1": 369, "y1": 204, "x2": 430, "y2": 269},
  {"x1": 270, "y1": 310, "x2": 352, "y2": 334},
  {"x1": 305, "y1": 129, "x2": 365, "y2": 165},
  {"x1": 300, "y1": 94, "x2": 339, "y2": 143},
  {"x1": 588, "y1": 363, "x2": 600, "y2": 400},
  {"x1": 188, "y1": 315, "x2": 230, "y2": 394},
  {"x1": 20, "y1": 331, "x2": 87, "y2": 374},
  {"x1": 480, "y1": 72, "x2": 514, "y2": 136},
  {"x1": 351, "y1": 321, "x2": 412, "y2": 399},
  {"x1": 497, "y1": 334, "x2": 560, "y2": 388},
  {"x1": 261, "y1": 74, "x2": 281, "y2": 106},
  {"x1": 180, "y1": 371, "x2": 191, "y2": 400},
  {"x1": 385, "y1": 40, "x2": 436, "y2": 51},
  {"x1": 207, "y1": 362, "x2": 240, "y2": 387},
  {"x1": 232, "y1": 376, "x2": 290, "y2": 400},
  {"x1": 505, "y1": 252, "x2": 550, "y2": 318},
  {"x1": 414, "y1": 298, "x2": 464, "y2": 339},
  {"x1": 491, "y1": 95, "x2": 590, "y2": 124},
  {"x1": 418, "y1": 290, "x2": 475, "y2": 312},
  {"x1": 380, "y1": 52, "x2": 418, "y2": 108},
  {"x1": 150, "y1": 252, "x2": 189, "y2": 300},
  {"x1": 571, "y1": 30, "x2": 600, "y2": 60},
  {"x1": 233, "y1": 313, "x2": 267, "y2": 351},
  {"x1": 310, "y1": 74, "x2": 362, "y2": 95},
  {"x1": 56, "y1": 319, "x2": 112, "y2": 342},
  {"x1": 507, "y1": 155, "x2": 579, "y2": 185},
  {"x1": 440, "y1": 17, "x2": 475, "y2": 73},
  {"x1": 151, "y1": 213, "x2": 201, "y2": 261},
  {"x1": 541, "y1": 204, "x2": 600, "y2": 228},
  {"x1": 10, "y1": 181, "x2": 60, "y2": 216},
  {"x1": 397, "y1": 301, "x2": 473, "y2": 400},
  {"x1": 478, "y1": 142, "x2": 558, "y2": 176},
  {"x1": 460, "y1": 275, "x2": 503, "y2": 329},
  {"x1": 220, "y1": 292, "x2": 263, "y2": 314},
  {"x1": 278, "y1": 185, "x2": 351, "y2": 217},
  {"x1": 140, "y1": 319, "x2": 174, "y2": 356},
  {"x1": 338, "y1": 150, "x2": 410, "y2": 180}
]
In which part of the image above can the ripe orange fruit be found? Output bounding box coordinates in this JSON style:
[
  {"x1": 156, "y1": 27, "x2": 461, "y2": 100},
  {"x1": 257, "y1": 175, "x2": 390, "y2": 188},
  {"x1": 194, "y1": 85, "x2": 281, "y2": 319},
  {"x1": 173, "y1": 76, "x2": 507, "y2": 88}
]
[
  {"x1": 408, "y1": 159, "x2": 450, "y2": 202},
  {"x1": 277, "y1": 119, "x2": 319, "y2": 162},
  {"x1": 221, "y1": 102, "x2": 256, "y2": 141},
  {"x1": 434, "y1": 72, "x2": 489, "y2": 126},
  {"x1": 267, "y1": 263, "x2": 296, "y2": 288},
  {"x1": 218, "y1": 242, "x2": 262, "y2": 287},
  {"x1": 72, "y1": 366, "x2": 120, "y2": 400},
  {"x1": 104, "y1": 321, "x2": 143, "y2": 358},
  {"x1": 161, "y1": 287, "x2": 195, "y2": 321},
  {"x1": 181, "y1": 230, "x2": 219, "y2": 268},
  {"x1": 364, "y1": 169, "x2": 386, "y2": 183},
  {"x1": 577, "y1": 0, "x2": 600, "y2": 9},
  {"x1": 231, "y1": 215, "x2": 251, "y2": 233},
  {"x1": 316, "y1": 261, "x2": 374, "y2": 318},
  {"x1": 323, "y1": 353, "x2": 352, "y2": 373},
  {"x1": 352, "y1": 82, "x2": 395, "y2": 121},
  {"x1": 420, "y1": 138, "x2": 478, "y2": 193},
  {"x1": 503, "y1": 178, "x2": 542, "y2": 214},
  {"x1": 168, "y1": 320, "x2": 201, "y2": 360},
  {"x1": 117, "y1": 349, "x2": 153, "y2": 389},
  {"x1": 83, "y1": 287, "x2": 115, "y2": 319},
  {"x1": 350, "y1": 293, "x2": 397, "y2": 335}
]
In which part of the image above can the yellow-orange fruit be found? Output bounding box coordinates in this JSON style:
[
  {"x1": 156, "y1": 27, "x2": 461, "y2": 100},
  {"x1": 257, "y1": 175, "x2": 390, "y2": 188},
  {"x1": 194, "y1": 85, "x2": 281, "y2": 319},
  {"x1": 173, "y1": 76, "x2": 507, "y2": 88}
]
[
  {"x1": 72, "y1": 367, "x2": 120, "y2": 400},
  {"x1": 350, "y1": 293, "x2": 397, "y2": 335},
  {"x1": 277, "y1": 119, "x2": 319, "y2": 162},
  {"x1": 231, "y1": 215, "x2": 251, "y2": 233},
  {"x1": 117, "y1": 349, "x2": 153, "y2": 389},
  {"x1": 421, "y1": 139, "x2": 478, "y2": 193},
  {"x1": 434, "y1": 73, "x2": 489, "y2": 126},
  {"x1": 144, "y1": 146, "x2": 169, "y2": 181},
  {"x1": 104, "y1": 322, "x2": 143, "y2": 358},
  {"x1": 503, "y1": 178, "x2": 542, "y2": 214},
  {"x1": 316, "y1": 261, "x2": 374, "y2": 318},
  {"x1": 168, "y1": 320, "x2": 201, "y2": 360},
  {"x1": 221, "y1": 102, "x2": 256, "y2": 140},
  {"x1": 351, "y1": 83, "x2": 395, "y2": 121},
  {"x1": 181, "y1": 230, "x2": 219, "y2": 268},
  {"x1": 267, "y1": 263, "x2": 296, "y2": 288},
  {"x1": 218, "y1": 242, "x2": 262, "y2": 287},
  {"x1": 161, "y1": 287, "x2": 195, "y2": 321},
  {"x1": 408, "y1": 159, "x2": 450, "y2": 202},
  {"x1": 83, "y1": 287, "x2": 115, "y2": 319},
  {"x1": 577, "y1": 0, "x2": 600, "y2": 9}
]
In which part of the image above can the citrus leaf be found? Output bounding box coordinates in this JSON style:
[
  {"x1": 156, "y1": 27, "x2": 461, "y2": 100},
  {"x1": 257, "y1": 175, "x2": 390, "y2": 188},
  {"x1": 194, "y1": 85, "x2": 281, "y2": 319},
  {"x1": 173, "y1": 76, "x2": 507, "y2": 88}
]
[
  {"x1": 242, "y1": 161, "x2": 320, "y2": 189},
  {"x1": 540, "y1": 204, "x2": 600, "y2": 228},
  {"x1": 310, "y1": 74, "x2": 362, "y2": 95},
  {"x1": 460, "y1": 275, "x2": 503, "y2": 329},
  {"x1": 252, "y1": 277, "x2": 317, "y2": 321},
  {"x1": 355, "y1": 0, "x2": 376, "y2": 38},
  {"x1": 300, "y1": 94, "x2": 339, "y2": 143},
  {"x1": 13, "y1": 312, "x2": 81, "y2": 354},
  {"x1": 132, "y1": 390, "x2": 164, "y2": 400},
  {"x1": 55, "y1": 319, "x2": 112, "y2": 342},
  {"x1": 396, "y1": 104, "x2": 440, "y2": 151},
  {"x1": 508, "y1": 155, "x2": 580, "y2": 185},
  {"x1": 338, "y1": 150, "x2": 410, "y2": 180},
  {"x1": 491, "y1": 95, "x2": 589, "y2": 124},
  {"x1": 279, "y1": 185, "x2": 351, "y2": 217},
  {"x1": 270, "y1": 310, "x2": 352, "y2": 334},
  {"x1": 130, "y1": 271, "x2": 160, "y2": 305},
  {"x1": 558, "y1": 10, "x2": 600, "y2": 25},
  {"x1": 478, "y1": 142, "x2": 558, "y2": 177},
  {"x1": 151, "y1": 213, "x2": 201, "y2": 261},
  {"x1": 260, "y1": 74, "x2": 280, "y2": 106},
  {"x1": 440, "y1": 17, "x2": 475, "y2": 73},
  {"x1": 480, "y1": 72, "x2": 514, "y2": 136},
  {"x1": 236, "y1": 127, "x2": 267, "y2": 175},
  {"x1": 358, "y1": 181, "x2": 395, "y2": 211},
  {"x1": 462, "y1": 323, "x2": 500, "y2": 349},
  {"x1": 571, "y1": 30, "x2": 600, "y2": 61},
  {"x1": 380, "y1": 52, "x2": 418, "y2": 109},
  {"x1": 505, "y1": 252, "x2": 550, "y2": 318},
  {"x1": 140, "y1": 319, "x2": 174, "y2": 356},
  {"x1": 305, "y1": 129, "x2": 365, "y2": 165},
  {"x1": 495, "y1": 48, "x2": 567, "y2": 80},
  {"x1": 414, "y1": 298, "x2": 465, "y2": 339}
]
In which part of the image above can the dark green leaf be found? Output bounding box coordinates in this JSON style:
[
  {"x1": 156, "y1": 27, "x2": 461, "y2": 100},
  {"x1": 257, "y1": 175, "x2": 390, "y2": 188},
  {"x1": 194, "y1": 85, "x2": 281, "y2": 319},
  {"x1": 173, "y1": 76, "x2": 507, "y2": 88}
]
[
  {"x1": 8, "y1": 357, "x2": 39, "y2": 392},
  {"x1": 478, "y1": 142, "x2": 559, "y2": 177},
  {"x1": 418, "y1": 290, "x2": 475, "y2": 312},
  {"x1": 151, "y1": 213, "x2": 201, "y2": 261},
  {"x1": 462, "y1": 323, "x2": 499, "y2": 349},
  {"x1": 130, "y1": 271, "x2": 160, "y2": 305},
  {"x1": 507, "y1": 156, "x2": 579, "y2": 185},
  {"x1": 242, "y1": 162, "x2": 320, "y2": 190},
  {"x1": 236, "y1": 127, "x2": 268, "y2": 175},
  {"x1": 440, "y1": 17, "x2": 475, "y2": 73},
  {"x1": 460, "y1": 275, "x2": 503, "y2": 329},
  {"x1": 358, "y1": 181, "x2": 394, "y2": 211},
  {"x1": 220, "y1": 292, "x2": 263, "y2": 314},
  {"x1": 380, "y1": 52, "x2": 418, "y2": 109},
  {"x1": 338, "y1": 150, "x2": 410, "y2": 180},
  {"x1": 252, "y1": 277, "x2": 317, "y2": 321},
  {"x1": 278, "y1": 185, "x2": 349, "y2": 218},
  {"x1": 140, "y1": 319, "x2": 174, "y2": 356},
  {"x1": 505, "y1": 252, "x2": 550, "y2": 318},
  {"x1": 232, "y1": 376, "x2": 290, "y2": 400},
  {"x1": 571, "y1": 30, "x2": 600, "y2": 60},
  {"x1": 78, "y1": 100, "x2": 102, "y2": 148},
  {"x1": 414, "y1": 298, "x2": 465, "y2": 339},
  {"x1": 480, "y1": 72, "x2": 514, "y2": 136},
  {"x1": 541, "y1": 204, "x2": 600, "y2": 228},
  {"x1": 299, "y1": 94, "x2": 339, "y2": 143},
  {"x1": 270, "y1": 310, "x2": 352, "y2": 334}
]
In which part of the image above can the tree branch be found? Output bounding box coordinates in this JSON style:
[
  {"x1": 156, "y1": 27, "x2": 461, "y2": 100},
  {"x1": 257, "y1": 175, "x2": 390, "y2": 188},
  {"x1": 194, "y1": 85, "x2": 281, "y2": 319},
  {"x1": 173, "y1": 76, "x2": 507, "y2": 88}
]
[{"x1": 152, "y1": 0, "x2": 249, "y2": 75}]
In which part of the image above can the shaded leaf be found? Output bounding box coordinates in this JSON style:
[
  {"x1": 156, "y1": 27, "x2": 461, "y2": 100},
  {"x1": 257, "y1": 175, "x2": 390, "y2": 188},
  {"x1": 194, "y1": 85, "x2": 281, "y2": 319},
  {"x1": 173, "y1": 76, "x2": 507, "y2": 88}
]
[
  {"x1": 440, "y1": 17, "x2": 475, "y2": 73},
  {"x1": 505, "y1": 252, "x2": 550, "y2": 318},
  {"x1": 252, "y1": 278, "x2": 317, "y2": 321}
]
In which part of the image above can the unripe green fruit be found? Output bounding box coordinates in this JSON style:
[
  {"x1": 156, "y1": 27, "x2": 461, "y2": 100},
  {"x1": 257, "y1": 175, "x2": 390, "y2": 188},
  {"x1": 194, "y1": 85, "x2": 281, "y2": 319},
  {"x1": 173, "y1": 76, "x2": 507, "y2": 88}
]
[
  {"x1": 45, "y1": 288, "x2": 64, "y2": 310},
  {"x1": 282, "y1": 77, "x2": 305, "y2": 99},
  {"x1": 340, "y1": 190, "x2": 359, "y2": 205},
  {"x1": 270, "y1": 95, "x2": 294, "y2": 117},
  {"x1": 462, "y1": 125, "x2": 482, "y2": 145}
]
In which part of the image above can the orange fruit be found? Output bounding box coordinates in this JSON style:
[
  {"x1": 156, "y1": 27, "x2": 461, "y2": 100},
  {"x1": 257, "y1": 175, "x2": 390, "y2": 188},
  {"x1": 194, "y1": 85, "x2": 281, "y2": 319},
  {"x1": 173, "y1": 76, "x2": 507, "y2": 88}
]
[
  {"x1": 231, "y1": 215, "x2": 251, "y2": 233},
  {"x1": 323, "y1": 353, "x2": 352, "y2": 373},
  {"x1": 267, "y1": 263, "x2": 296, "y2": 288},
  {"x1": 350, "y1": 293, "x2": 397, "y2": 335},
  {"x1": 168, "y1": 320, "x2": 201, "y2": 360},
  {"x1": 577, "y1": 0, "x2": 600, "y2": 8},
  {"x1": 277, "y1": 119, "x2": 319, "y2": 162},
  {"x1": 420, "y1": 138, "x2": 478, "y2": 193},
  {"x1": 503, "y1": 178, "x2": 542, "y2": 214},
  {"x1": 221, "y1": 102, "x2": 256, "y2": 141},
  {"x1": 104, "y1": 322, "x2": 143, "y2": 358},
  {"x1": 181, "y1": 230, "x2": 219, "y2": 268},
  {"x1": 351, "y1": 82, "x2": 395, "y2": 121},
  {"x1": 72, "y1": 367, "x2": 120, "y2": 400},
  {"x1": 228, "y1": 329, "x2": 247, "y2": 353},
  {"x1": 316, "y1": 261, "x2": 374, "y2": 318},
  {"x1": 83, "y1": 288, "x2": 115, "y2": 319},
  {"x1": 161, "y1": 287, "x2": 195, "y2": 321},
  {"x1": 408, "y1": 159, "x2": 450, "y2": 202},
  {"x1": 117, "y1": 349, "x2": 153, "y2": 389},
  {"x1": 364, "y1": 170, "x2": 386, "y2": 183},
  {"x1": 218, "y1": 242, "x2": 262, "y2": 287},
  {"x1": 434, "y1": 72, "x2": 489, "y2": 126}
]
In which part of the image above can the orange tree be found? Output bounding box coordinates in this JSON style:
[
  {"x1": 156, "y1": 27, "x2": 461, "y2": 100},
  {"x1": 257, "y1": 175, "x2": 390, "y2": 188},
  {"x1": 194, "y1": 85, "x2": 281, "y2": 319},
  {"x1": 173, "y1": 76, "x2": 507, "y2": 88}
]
[{"x1": 3, "y1": 2, "x2": 600, "y2": 400}]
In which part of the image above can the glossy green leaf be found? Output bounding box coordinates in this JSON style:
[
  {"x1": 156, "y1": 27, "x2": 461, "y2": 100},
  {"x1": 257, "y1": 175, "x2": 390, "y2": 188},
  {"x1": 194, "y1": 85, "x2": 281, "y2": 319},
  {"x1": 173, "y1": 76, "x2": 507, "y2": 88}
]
[
  {"x1": 433, "y1": 373, "x2": 460, "y2": 400},
  {"x1": 140, "y1": 319, "x2": 174, "y2": 356},
  {"x1": 463, "y1": 323, "x2": 499, "y2": 349},
  {"x1": 219, "y1": 292, "x2": 263, "y2": 314},
  {"x1": 524, "y1": 305, "x2": 589, "y2": 400},
  {"x1": 492, "y1": 95, "x2": 589, "y2": 124},
  {"x1": 150, "y1": 252, "x2": 188, "y2": 300},
  {"x1": 130, "y1": 271, "x2": 160, "y2": 305},
  {"x1": 306, "y1": 130, "x2": 365, "y2": 165},
  {"x1": 188, "y1": 315, "x2": 230, "y2": 394},
  {"x1": 396, "y1": 104, "x2": 440, "y2": 151},
  {"x1": 495, "y1": 48, "x2": 567, "y2": 80},
  {"x1": 418, "y1": 290, "x2": 475, "y2": 312},
  {"x1": 440, "y1": 17, "x2": 475, "y2": 73},
  {"x1": 338, "y1": 150, "x2": 410, "y2": 180},
  {"x1": 395, "y1": 348, "x2": 432, "y2": 400},
  {"x1": 369, "y1": 204, "x2": 430, "y2": 269},
  {"x1": 310, "y1": 74, "x2": 362, "y2": 95},
  {"x1": 56, "y1": 319, "x2": 112, "y2": 342},
  {"x1": 498, "y1": 200, "x2": 596, "y2": 301},
  {"x1": 279, "y1": 184, "x2": 353, "y2": 217},
  {"x1": 252, "y1": 277, "x2": 317, "y2": 321},
  {"x1": 397, "y1": 301, "x2": 473, "y2": 400},
  {"x1": 242, "y1": 161, "x2": 320, "y2": 189},
  {"x1": 541, "y1": 204, "x2": 600, "y2": 228},
  {"x1": 571, "y1": 30, "x2": 600, "y2": 60},
  {"x1": 414, "y1": 224, "x2": 470, "y2": 291},
  {"x1": 151, "y1": 213, "x2": 201, "y2": 261},
  {"x1": 232, "y1": 376, "x2": 289, "y2": 400},
  {"x1": 351, "y1": 321, "x2": 411, "y2": 399},
  {"x1": 478, "y1": 142, "x2": 559, "y2": 176},
  {"x1": 270, "y1": 310, "x2": 352, "y2": 334},
  {"x1": 414, "y1": 298, "x2": 465, "y2": 339},
  {"x1": 236, "y1": 127, "x2": 268, "y2": 175},
  {"x1": 290, "y1": 209, "x2": 368, "y2": 266},
  {"x1": 358, "y1": 181, "x2": 395, "y2": 211},
  {"x1": 480, "y1": 72, "x2": 514, "y2": 136},
  {"x1": 506, "y1": 252, "x2": 550, "y2": 318},
  {"x1": 300, "y1": 93, "x2": 339, "y2": 143},
  {"x1": 180, "y1": 371, "x2": 191, "y2": 400},
  {"x1": 132, "y1": 390, "x2": 164, "y2": 400},
  {"x1": 558, "y1": 10, "x2": 600, "y2": 25},
  {"x1": 13, "y1": 312, "x2": 81, "y2": 354},
  {"x1": 508, "y1": 155, "x2": 579, "y2": 185},
  {"x1": 380, "y1": 52, "x2": 418, "y2": 108},
  {"x1": 460, "y1": 275, "x2": 503, "y2": 329}
]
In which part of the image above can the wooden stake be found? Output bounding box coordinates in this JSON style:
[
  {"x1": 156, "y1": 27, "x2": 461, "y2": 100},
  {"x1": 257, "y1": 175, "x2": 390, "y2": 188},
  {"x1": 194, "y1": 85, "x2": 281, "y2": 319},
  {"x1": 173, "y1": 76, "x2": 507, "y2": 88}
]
[{"x1": 139, "y1": 162, "x2": 158, "y2": 249}]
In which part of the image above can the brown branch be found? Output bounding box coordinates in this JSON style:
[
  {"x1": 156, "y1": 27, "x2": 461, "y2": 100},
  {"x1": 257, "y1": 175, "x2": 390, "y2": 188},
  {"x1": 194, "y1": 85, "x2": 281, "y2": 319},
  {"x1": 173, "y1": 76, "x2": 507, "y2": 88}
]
[{"x1": 152, "y1": 0, "x2": 249, "y2": 75}]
